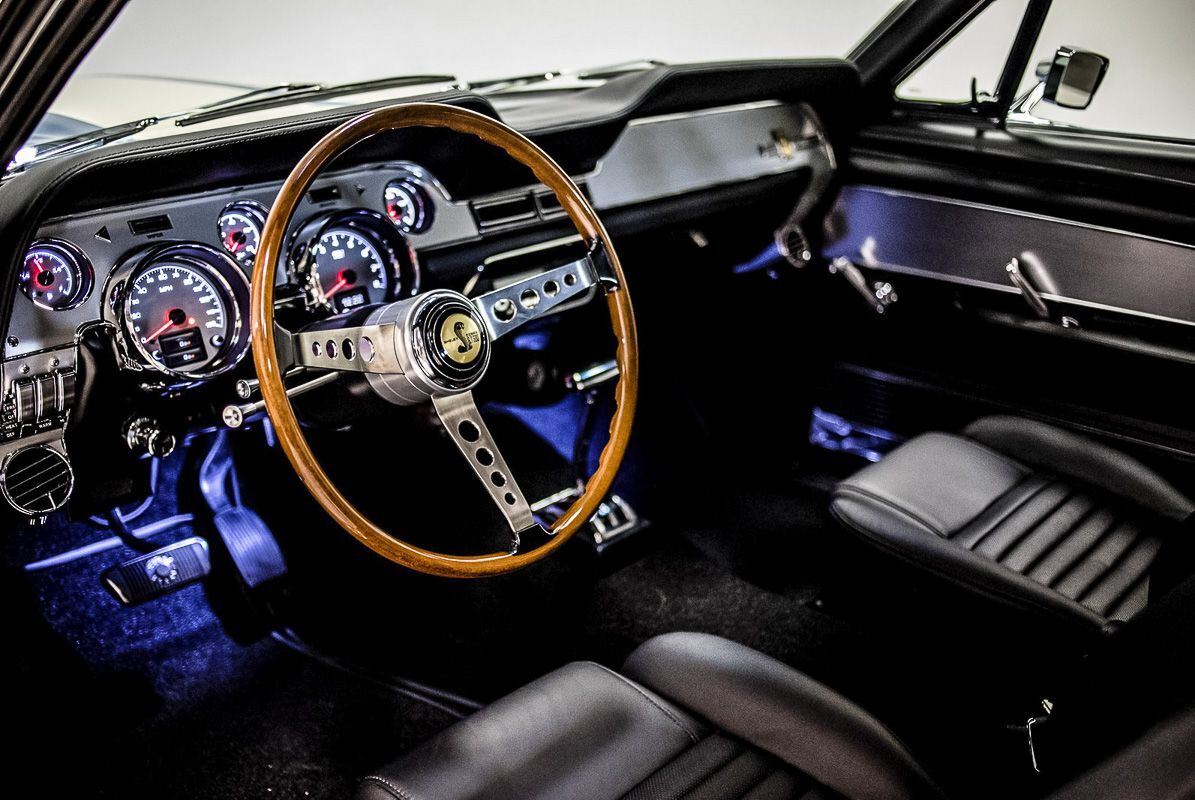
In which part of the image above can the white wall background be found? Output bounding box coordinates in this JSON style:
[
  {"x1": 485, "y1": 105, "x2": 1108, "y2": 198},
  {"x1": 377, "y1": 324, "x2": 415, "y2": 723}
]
[
  {"x1": 70, "y1": 0, "x2": 1195, "y2": 141},
  {"x1": 74, "y1": 0, "x2": 898, "y2": 86},
  {"x1": 898, "y1": 0, "x2": 1195, "y2": 140}
]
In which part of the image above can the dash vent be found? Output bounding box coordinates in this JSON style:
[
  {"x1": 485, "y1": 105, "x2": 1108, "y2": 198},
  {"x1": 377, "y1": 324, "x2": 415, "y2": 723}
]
[{"x1": 2, "y1": 445, "x2": 73, "y2": 515}]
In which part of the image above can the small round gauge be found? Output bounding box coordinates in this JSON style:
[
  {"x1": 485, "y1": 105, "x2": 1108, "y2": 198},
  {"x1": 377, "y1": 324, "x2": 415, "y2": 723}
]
[
  {"x1": 116, "y1": 243, "x2": 251, "y2": 382},
  {"x1": 19, "y1": 239, "x2": 94, "y2": 310},
  {"x1": 217, "y1": 201, "x2": 268, "y2": 265},
  {"x1": 292, "y1": 208, "x2": 420, "y2": 314},
  {"x1": 383, "y1": 178, "x2": 433, "y2": 234}
]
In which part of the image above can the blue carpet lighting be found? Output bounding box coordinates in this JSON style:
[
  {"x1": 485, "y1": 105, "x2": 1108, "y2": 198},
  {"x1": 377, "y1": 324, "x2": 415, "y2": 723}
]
[{"x1": 731, "y1": 240, "x2": 784, "y2": 275}]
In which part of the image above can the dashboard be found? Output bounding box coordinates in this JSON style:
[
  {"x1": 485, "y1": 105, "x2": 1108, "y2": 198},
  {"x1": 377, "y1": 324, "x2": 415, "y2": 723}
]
[{"x1": 0, "y1": 62, "x2": 855, "y2": 519}]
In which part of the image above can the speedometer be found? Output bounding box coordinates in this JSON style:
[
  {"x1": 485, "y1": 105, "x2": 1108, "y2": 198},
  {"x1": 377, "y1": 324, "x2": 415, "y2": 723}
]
[
  {"x1": 128, "y1": 263, "x2": 229, "y2": 372},
  {"x1": 112, "y1": 243, "x2": 251, "y2": 383}
]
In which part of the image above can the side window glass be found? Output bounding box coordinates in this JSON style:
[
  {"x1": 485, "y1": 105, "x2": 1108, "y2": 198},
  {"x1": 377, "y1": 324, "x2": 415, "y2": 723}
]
[
  {"x1": 896, "y1": 0, "x2": 1029, "y2": 104},
  {"x1": 1014, "y1": 0, "x2": 1195, "y2": 141}
]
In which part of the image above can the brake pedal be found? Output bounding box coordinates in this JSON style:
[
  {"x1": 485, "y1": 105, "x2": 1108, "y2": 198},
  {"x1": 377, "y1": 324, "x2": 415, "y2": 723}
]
[{"x1": 102, "y1": 537, "x2": 211, "y2": 606}]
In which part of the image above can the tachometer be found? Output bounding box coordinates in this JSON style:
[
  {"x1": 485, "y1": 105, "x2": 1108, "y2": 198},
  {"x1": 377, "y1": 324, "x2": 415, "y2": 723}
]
[
  {"x1": 217, "y1": 201, "x2": 267, "y2": 265},
  {"x1": 19, "y1": 239, "x2": 94, "y2": 310},
  {"x1": 308, "y1": 228, "x2": 389, "y2": 312},
  {"x1": 291, "y1": 208, "x2": 419, "y2": 314},
  {"x1": 112, "y1": 243, "x2": 251, "y2": 383}
]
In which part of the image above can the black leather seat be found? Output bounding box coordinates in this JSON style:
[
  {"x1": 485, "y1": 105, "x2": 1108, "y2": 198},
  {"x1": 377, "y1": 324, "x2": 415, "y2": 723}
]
[
  {"x1": 360, "y1": 633, "x2": 944, "y2": 800},
  {"x1": 831, "y1": 416, "x2": 1193, "y2": 631},
  {"x1": 358, "y1": 632, "x2": 1195, "y2": 800}
]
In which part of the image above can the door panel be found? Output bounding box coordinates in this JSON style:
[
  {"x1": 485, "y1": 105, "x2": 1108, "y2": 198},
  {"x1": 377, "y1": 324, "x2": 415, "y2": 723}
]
[{"x1": 806, "y1": 118, "x2": 1195, "y2": 476}]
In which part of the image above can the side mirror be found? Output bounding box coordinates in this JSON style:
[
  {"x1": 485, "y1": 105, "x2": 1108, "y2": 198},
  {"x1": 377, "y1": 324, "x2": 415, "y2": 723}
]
[{"x1": 1042, "y1": 47, "x2": 1109, "y2": 110}]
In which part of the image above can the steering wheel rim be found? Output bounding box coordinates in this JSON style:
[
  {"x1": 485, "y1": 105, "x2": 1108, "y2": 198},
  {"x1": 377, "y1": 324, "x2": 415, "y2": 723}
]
[{"x1": 250, "y1": 102, "x2": 638, "y2": 578}]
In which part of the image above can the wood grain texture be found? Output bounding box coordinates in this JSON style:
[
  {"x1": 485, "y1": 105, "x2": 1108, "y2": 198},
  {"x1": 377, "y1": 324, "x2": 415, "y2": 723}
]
[{"x1": 250, "y1": 103, "x2": 637, "y2": 577}]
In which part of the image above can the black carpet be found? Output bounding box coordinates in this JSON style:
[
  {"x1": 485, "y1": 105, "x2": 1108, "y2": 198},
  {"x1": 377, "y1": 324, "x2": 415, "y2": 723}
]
[{"x1": 7, "y1": 449, "x2": 458, "y2": 800}]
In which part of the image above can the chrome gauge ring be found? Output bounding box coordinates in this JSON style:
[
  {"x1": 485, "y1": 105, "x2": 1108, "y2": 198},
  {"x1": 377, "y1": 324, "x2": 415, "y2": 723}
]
[
  {"x1": 111, "y1": 242, "x2": 252, "y2": 383},
  {"x1": 289, "y1": 207, "x2": 420, "y2": 313}
]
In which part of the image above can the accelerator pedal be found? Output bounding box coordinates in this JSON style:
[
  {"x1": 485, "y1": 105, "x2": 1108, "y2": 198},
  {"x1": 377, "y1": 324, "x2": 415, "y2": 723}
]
[
  {"x1": 102, "y1": 537, "x2": 211, "y2": 606},
  {"x1": 212, "y1": 507, "x2": 286, "y2": 588}
]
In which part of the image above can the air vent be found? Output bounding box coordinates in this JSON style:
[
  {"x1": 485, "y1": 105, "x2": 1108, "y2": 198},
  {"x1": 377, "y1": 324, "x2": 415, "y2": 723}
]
[
  {"x1": 534, "y1": 181, "x2": 590, "y2": 217},
  {"x1": 128, "y1": 214, "x2": 172, "y2": 235},
  {"x1": 2, "y1": 445, "x2": 73, "y2": 515},
  {"x1": 471, "y1": 193, "x2": 537, "y2": 230}
]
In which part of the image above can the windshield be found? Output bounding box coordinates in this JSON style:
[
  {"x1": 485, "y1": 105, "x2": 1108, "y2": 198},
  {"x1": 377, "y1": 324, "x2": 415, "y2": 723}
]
[{"x1": 23, "y1": 0, "x2": 897, "y2": 161}]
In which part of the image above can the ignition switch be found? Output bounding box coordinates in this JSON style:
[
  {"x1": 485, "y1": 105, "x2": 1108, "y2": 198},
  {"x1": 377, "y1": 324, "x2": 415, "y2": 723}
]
[{"x1": 124, "y1": 416, "x2": 177, "y2": 458}]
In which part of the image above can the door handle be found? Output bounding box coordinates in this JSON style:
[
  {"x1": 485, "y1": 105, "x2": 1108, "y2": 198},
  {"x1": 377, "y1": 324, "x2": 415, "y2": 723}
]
[{"x1": 1005, "y1": 258, "x2": 1050, "y2": 319}]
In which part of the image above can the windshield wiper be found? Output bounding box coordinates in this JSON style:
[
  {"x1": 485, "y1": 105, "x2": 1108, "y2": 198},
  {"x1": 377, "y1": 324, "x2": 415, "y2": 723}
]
[
  {"x1": 173, "y1": 74, "x2": 460, "y2": 127},
  {"x1": 7, "y1": 116, "x2": 159, "y2": 172},
  {"x1": 470, "y1": 60, "x2": 664, "y2": 95},
  {"x1": 7, "y1": 74, "x2": 463, "y2": 174}
]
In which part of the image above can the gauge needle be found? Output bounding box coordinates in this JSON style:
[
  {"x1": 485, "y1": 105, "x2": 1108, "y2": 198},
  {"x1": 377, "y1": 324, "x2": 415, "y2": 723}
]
[
  {"x1": 324, "y1": 274, "x2": 350, "y2": 298},
  {"x1": 146, "y1": 319, "x2": 178, "y2": 341}
]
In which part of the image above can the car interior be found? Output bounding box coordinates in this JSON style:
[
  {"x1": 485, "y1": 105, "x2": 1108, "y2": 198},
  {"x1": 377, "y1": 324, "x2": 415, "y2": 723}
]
[{"x1": 3, "y1": 0, "x2": 1195, "y2": 798}]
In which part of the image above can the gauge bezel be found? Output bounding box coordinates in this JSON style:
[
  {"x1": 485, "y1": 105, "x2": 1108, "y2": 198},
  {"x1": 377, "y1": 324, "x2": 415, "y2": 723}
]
[
  {"x1": 289, "y1": 207, "x2": 421, "y2": 313},
  {"x1": 20, "y1": 238, "x2": 95, "y2": 311},
  {"x1": 116, "y1": 243, "x2": 252, "y2": 383},
  {"x1": 383, "y1": 177, "x2": 434, "y2": 234},
  {"x1": 216, "y1": 200, "x2": 269, "y2": 265}
]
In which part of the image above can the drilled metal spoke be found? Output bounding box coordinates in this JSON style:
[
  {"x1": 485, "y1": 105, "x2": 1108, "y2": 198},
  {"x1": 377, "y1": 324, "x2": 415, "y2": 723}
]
[
  {"x1": 472, "y1": 252, "x2": 602, "y2": 341},
  {"x1": 432, "y1": 391, "x2": 535, "y2": 544},
  {"x1": 292, "y1": 318, "x2": 402, "y2": 374}
]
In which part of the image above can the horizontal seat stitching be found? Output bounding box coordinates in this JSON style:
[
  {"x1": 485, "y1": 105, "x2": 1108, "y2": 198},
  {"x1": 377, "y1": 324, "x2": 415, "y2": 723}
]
[
  {"x1": 950, "y1": 473, "x2": 1040, "y2": 541},
  {"x1": 990, "y1": 488, "x2": 1076, "y2": 562},
  {"x1": 1104, "y1": 570, "x2": 1152, "y2": 620},
  {"x1": 1049, "y1": 516, "x2": 1126, "y2": 593},
  {"x1": 1075, "y1": 529, "x2": 1156, "y2": 608},
  {"x1": 1018, "y1": 499, "x2": 1100, "y2": 576},
  {"x1": 962, "y1": 477, "x2": 1051, "y2": 550},
  {"x1": 830, "y1": 504, "x2": 1106, "y2": 630}
]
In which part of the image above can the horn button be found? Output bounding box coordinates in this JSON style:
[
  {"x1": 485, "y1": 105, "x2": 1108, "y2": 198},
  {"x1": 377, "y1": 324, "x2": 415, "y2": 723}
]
[{"x1": 412, "y1": 295, "x2": 490, "y2": 390}]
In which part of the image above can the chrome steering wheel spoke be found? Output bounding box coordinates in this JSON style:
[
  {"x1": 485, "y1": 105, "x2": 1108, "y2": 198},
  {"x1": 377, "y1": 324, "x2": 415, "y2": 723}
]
[
  {"x1": 293, "y1": 317, "x2": 403, "y2": 374},
  {"x1": 472, "y1": 246, "x2": 607, "y2": 341},
  {"x1": 432, "y1": 391, "x2": 536, "y2": 545}
]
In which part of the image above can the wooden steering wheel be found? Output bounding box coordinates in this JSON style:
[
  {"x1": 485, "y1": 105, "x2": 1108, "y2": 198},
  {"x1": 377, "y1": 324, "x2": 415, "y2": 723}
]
[{"x1": 250, "y1": 103, "x2": 637, "y2": 578}]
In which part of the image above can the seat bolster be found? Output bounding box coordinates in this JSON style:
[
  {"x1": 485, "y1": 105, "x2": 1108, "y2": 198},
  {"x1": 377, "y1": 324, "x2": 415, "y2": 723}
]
[
  {"x1": 623, "y1": 632, "x2": 945, "y2": 800},
  {"x1": 359, "y1": 661, "x2": 703, "y2": 800},
  {"x1": 832, "y1": 432, "x2": 1029, "y2": 539},
  {"x1": 830, "y1": 495, "x2": 1108, "y2": 630},
  {"x1": 965, "y1": 416, "x2": 1194, "y2": 522}
]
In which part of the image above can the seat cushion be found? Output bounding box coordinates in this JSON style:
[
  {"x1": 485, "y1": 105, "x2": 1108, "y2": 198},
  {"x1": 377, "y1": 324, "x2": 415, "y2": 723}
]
[
  {"x1": 831, "y1": 416, "x2": 1193, "y2": 629},
  {"x1": 360, "y1": 633, "x2": 943, "y2": 800}
]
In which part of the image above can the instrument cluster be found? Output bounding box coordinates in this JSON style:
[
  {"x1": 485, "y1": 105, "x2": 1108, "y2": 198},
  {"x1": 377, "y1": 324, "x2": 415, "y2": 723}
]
[{"x1": 10, "y1": 164, "x2": 444, "y2": 388}]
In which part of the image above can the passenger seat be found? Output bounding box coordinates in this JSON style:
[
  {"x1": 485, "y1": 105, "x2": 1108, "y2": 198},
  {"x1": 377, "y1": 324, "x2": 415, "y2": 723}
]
[{"x1": 830, "y1": 416, "x2": 1193, "y2": 631}]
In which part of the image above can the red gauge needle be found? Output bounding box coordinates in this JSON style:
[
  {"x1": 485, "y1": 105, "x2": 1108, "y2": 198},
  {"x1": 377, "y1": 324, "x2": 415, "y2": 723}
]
[
  {"x1": 146, "y1": 308, "x2": 191, "y2": 342},
  {"x1": 146, "y1": 319, "x2": 178, "y2": 341},
  {"x1": 324, "y1": 274, "x2": 350, "y2": 298}
]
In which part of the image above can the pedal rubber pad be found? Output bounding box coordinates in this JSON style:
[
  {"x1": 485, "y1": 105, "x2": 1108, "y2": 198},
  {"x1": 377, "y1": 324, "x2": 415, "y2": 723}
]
[{"x1": 103, "y1": 537, "x2": 211, "y2": 606}]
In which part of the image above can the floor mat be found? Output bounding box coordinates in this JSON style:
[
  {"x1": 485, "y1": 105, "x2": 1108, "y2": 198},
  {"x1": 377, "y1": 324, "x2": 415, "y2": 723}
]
[{"x1": 8, "y1": 452, "x2": 458, "y2": 800}]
